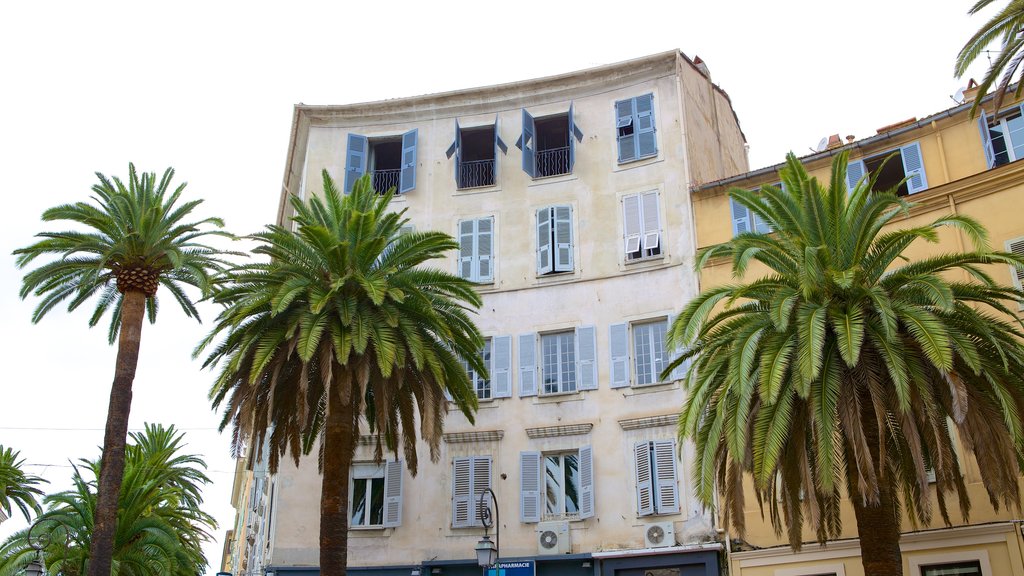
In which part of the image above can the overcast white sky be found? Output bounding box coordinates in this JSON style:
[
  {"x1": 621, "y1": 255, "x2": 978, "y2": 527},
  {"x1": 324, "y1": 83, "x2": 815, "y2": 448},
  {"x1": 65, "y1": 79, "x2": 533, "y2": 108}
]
[{"x1": 0, "y1": 1, "x2": 999, "y2": 573}]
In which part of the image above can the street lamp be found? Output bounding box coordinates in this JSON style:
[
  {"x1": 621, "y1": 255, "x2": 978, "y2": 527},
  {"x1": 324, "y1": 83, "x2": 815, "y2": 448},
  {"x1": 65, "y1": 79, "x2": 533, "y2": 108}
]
[
  {"x1": 23, "y1": 517, "x2": 64, "y2": 576},
  {"x1": 474, "y1": 488, "x2": 499, "y2": 569}
]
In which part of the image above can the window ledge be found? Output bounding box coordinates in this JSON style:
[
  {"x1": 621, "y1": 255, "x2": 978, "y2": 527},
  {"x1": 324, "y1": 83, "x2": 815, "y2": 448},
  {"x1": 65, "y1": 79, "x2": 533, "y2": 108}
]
[
  {"x1": 534, "y1": 271, "x2": 579, "y2": 286},
  {"x1": 455, "y1": 184, "x2": 501, "y2": 196},
  {"x1": 613, "y1": 154, "x2": 663, "y2": 173},
  {"x1": 624, "y1": 255, "x2": 668, "y2": 268},
  {"x1": 534, "y1": 391, "x2": 585, "y2": 404},
  {"x1": 623, "y1": 381, "x2": 680, "y2": 396},
  {"x1": 542, "y1": 514, "x2": 583, "y2": 523},
  {"x1": 349, "y1": 526, "x2": 390, "y2": 535},
  {"x1": 528, "y1": 173, "x2": 578, "y2": 188}
]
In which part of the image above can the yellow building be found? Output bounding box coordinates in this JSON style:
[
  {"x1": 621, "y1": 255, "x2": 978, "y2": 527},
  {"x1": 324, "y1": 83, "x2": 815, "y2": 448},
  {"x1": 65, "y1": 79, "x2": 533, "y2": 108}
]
[
  {"x1": 691, "y1": 88, "x2": 1024, "y2": 576},
  {"x1": 227, "y1": 50, "x2": 749, "y2": 576}
]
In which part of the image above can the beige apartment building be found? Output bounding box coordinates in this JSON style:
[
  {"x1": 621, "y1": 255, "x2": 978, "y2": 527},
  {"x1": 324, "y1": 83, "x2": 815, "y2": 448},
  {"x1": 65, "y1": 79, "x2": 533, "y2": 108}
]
[
  {"x1": 223, "y1": 51, "x2": 748, "y2": 576},
  {"x1": 692, "y1": 86, "x2": 1024, "y2": 576}
]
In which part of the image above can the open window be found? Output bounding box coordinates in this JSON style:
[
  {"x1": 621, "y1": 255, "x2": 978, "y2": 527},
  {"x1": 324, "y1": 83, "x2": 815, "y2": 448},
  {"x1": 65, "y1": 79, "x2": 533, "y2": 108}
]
[
  {"x1": 979, "y1": 104, "x2": 1024, "y2": 168},
  {"x1": 519, "y1": 447, "x2": 594, "y2": 522},
  {"x1": 846, "y1": 142, "x2": 927, "y2": 196},
  {"x1": 517, "y1": 327, "x2": 596, "y2": 397},
  {"x1": 615, "y1": 93, "x2": 657, "y2": 163},
  {"x1": 447, "y1": 118, "x2": 507, "y2": 189},
  {"x1": 344, "y1": 130, "x2": 418, "y2": 195},
  {"x1": 622, "y1": 191, "x2": 662, "y2": 261},
  {"x1": 519, "y1": 104, "x2": 584, "y2": 178}
]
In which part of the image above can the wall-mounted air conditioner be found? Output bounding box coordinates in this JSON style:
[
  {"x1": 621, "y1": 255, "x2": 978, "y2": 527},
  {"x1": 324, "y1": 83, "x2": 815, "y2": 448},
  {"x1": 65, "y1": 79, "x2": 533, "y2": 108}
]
[
  {"x1": 536, "y1": 520, "x2": 571, "y2": 555},
  {"x1": 644, "y1": 521, "x2": 675, "y2": 548}
]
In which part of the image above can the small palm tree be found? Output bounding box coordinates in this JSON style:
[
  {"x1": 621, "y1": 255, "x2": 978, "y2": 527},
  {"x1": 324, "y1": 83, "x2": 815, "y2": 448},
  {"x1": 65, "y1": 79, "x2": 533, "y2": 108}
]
[
  {"x1": 13, "y1": 165, "x2": 233, "y2": 576},
  {"x1": 0, "y1": 446, "x2": 47, "y2": 523},
  {"x1": 0, "y1": 424, "x2": 216, "y2": 576},
  {"x1": 956, "y1": 0, "x2": 1024, "y2": 114},
  {"x1": 666, "y1": 152, "x2": 1024, "y2": 576},
  {"x1": 198, "y1": 173, "x2": 484, "y2": 576}
]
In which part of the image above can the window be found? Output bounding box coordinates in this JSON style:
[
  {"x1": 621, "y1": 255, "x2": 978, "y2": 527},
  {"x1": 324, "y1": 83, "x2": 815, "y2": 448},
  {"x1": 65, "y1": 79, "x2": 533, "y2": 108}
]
[
  {"x1": 447, "y1": 119, "x2": 507, "y2": 189},
  {"x1": 536, "y1": 205, "x2": 573, "y2": 275},
  {"x1": 979, "y1": 105, "x2": 1024, "y2": 168},
  {"x1": 458, "y1": 217, "x2": 494, "y2": 283},
  {"x1": 609, "y1": 318, "x2": 685, "y2": 388},
  {"x1": 846, "y1": 142, "x2": 928, "y2": 196},
  {"x1": 730, "y1": 183, "x2": 781, "y2": 236},
  {"x1": 344, "y1": 130, "x2": 418, "y2": 194},
  {"x1": 454, "y1": 336, "x2": 511, "y2": 401},
  {"x1": 920, "y1": 561, "x2": 982, "y2": 576},
  {"x1": 615, "y1": 93, "x2": 657, "y2": 163},
  {"x1": 518, "y1": 327, "x2": 596, "y2": 397},
  {"x1": 349, "y1": 461, "x2": 403, "y2": 528},
  {"x1": 520, "y1": 105, "x2": 584, "y2": 178},
  {"x1": 451, "y1": 456, "x2": 491, "y2": 528},
  {"x1": 462, "y1": 338, "x2": 492, "y2": 399},
  {"x1": 622, "y1": 191, "x2": 662, "y2": 260},
  {"x1": 520, "y1": 447, "x2": 593, "y2": 522},
  {"x1": 634, "y1": 440, "x2": 679, "y2": 516}
]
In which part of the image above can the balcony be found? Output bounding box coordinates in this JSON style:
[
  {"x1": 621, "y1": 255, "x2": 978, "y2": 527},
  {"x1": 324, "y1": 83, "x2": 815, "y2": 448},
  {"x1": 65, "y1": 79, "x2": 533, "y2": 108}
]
[
  {"x1": 458, "y1": 159, "x2": 495, "y2": 189},
  {"x1": 371, "y1": 168, "x2": 401, "y2": 194},
  {"x1": 536, "y1": 146, "x2": 570, "y2": 178}
]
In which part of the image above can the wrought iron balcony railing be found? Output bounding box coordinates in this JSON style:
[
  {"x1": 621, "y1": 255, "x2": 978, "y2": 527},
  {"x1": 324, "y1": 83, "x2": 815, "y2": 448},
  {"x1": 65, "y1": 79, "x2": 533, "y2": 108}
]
[
  {"x1": 458, "y1": 159, "x2": 495, "y2": 189},
  {"x1": 371, "y1": 168, "x2": 401, "y2": 194},
  {"x1": 536, "y1": 146, "x2": 570, "y2": 177}
]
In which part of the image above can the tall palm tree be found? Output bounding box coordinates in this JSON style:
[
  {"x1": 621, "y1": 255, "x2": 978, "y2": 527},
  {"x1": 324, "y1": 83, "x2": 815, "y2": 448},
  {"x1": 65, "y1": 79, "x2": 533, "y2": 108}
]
[
  {"x1": 13, "y1": 165, "x2": 233, "y2": 576},
  {"x1": 198, "y1": 173, "x2": 484, "y2": 576},
  {"x1": 0, "y1": 424, "x2": 216, "y2": 576},
  {"x1": 0, "y1": 446, "x2": 47, "y2": 523},
  {"x1": 956, "y1": 0, "x2": 1024, "y2": 115},
  {"x1": 665, "y1": 152, "x2": 1024, "y2": 576}
]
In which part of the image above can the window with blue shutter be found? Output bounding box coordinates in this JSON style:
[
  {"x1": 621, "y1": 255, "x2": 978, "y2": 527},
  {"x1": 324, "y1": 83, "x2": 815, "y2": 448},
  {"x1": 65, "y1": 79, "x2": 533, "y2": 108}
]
[
  {"x1": 623, "y1": 191, "x2": 663, "y2": 260},
  {"x1": 983, "y1": 104, "x2": 1024, "y2": 167},
  {"x1": 450, "y1": 119, "x2": 505, "y2": 189},
  {"x1": 452, "y1": 456, "x2": 491, "y2": 528},
  {"x1": 346, "y1": 131, "x2": 417, "y2": 195},
  {"x1": 635, "y1": 440, "x2": 679, "y2": 516},
  {"x1": 850, "y1": 141, "x2": 931, "y2": 197},
  {"x1": 730, "y1": 188, "x2": 774, "y2": 238},
  {"x1": 615, "y1": 93, "x2": 658, "y2": 163},
  {"x1": 518, "y1": 104, "x2": 582, "y2": 178},
  {"x1": 537, "y1": 206, "x2": 573, "y2": 275},
  {"x1": 460, "y1": 337, "x2": 493, "y2": 400},
  {"x1": 846, "y1": 159, "x2": 867, "y2": 193},
  {"x1": 399, "y1": 128, "x2": 417, "y2": 193},
  {"x1": 457, "y1": 217, "x2": 494, "y2": 283}
]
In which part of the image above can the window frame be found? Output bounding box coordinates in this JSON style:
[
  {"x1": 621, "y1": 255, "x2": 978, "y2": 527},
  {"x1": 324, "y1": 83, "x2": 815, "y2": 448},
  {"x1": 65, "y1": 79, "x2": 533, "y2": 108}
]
[
  {"x1": 457, "y1": 216, "x2": 495, "y2": 284},
  {"x1": 451, "y1": 456, "x2": 492, "y2": 528},
  {"x1": 461, "y1": 337, "x2": 493, "y2": 400},
  {"x1": 536, "y1": 205, "x2": 574, "y2": 275},
  {"x1": 622, "y1": 191, "x2": 663, "y2": 262},
  {"x1": 349, "y1": 463, "x2": 386, "y2": 529},
  {"x1": 610, "y1": 317, "x2": 684, "y2": 389},
  {"x1": 521, "y1": 446, "x2": 594, "y2": 523},
  {"x1": 614, "y1": 93, "x2": 658, "y2": 164},
  {"x1": 543, "y1": 451, "x2": 582, "y2": 519},
  {"x1": 846, "y1": 141, "x2": 928, "y2": 196},
  {"x1": 634, "y1": 439, "x2": 680, "y2": 517},
  {"x1": 981, "y1": 104, "x2": 1024, "y2": 168},
  {"x1": 631, "y1": 319, "x2": 669, "y2": 386},
  {"x1": 540, "y1": 330, "x2": 577, "y2": 395}
]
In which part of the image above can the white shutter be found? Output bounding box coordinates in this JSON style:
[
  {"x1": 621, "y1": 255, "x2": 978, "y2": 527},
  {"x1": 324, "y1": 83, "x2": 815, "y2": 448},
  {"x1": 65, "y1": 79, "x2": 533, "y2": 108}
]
[
  {"x1": 653, "y1": 439, "x2": 680, "y2": 514},
  {"x1": 641, "y1": 191, "x2": 661, "y2": 251},
  {"x1": 1006, "y1": 238, "x2": 1024, "y2": 299},
  {"x1": 846, "y1": 159, "x2": 867, "y2": 193},
  {"x1": 609, "y1": 323, "x2": 630, "y2": 388},
  {"x1": 458, "y1": 220, "x2": 475, "y2": 280},
  {"x1": 383, "y1": 460, "x2": 403, "y2": 527},
  {"x1": 578, "y1": 446, "x2": 594, "y2": 519},
  {"x1": 553, "y1": 205, "x2": 573, "y2": 272},
  {"x1": 576, "y1": 325, "x2": 598, "y2": 391},
  {"x1": 537, "y1": 207, "x2": 552, "y2": 274},
  {"x1": 492, "y1": 335, "x2": 512, "y2": 398},
  {"x1": 471, "y1": 457, "x2": 492, "y2": 527},
  {"x1": 979, "y1": 109, "x2": 996, "y2": 169},
  {"x1": 520, "y1": 451, "x2": 542, "y2": 523},
  {"x1": 900, "y1": 141, "x2": 929, "y2": 194},
  {"x1": 452, "y1": 457, "x2": 472, "y2": 528},
  {"x1": 622, "y1": 194, "x2": 642, "y2": 254},
  {"x1": 477, "y1": 217, "x2": 493, "y2": 282},
  {"x1": 730, "y1": 197, "x2": 750, "y2": 236},
  {"x1": 518, "y1": 333, "x2": 537, "y2": 397},
  {"x1": 634, "y1": 442, "x2": 654, "y2": 516}
]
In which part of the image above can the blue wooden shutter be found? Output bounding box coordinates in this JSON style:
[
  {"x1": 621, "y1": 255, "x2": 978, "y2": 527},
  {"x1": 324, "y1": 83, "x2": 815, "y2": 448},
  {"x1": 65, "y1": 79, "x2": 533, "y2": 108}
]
[
  {"x1": 623, "y1": 194, "x2": 643, "y2": 254},
  {"x1": 609, "y1": 323, "x2": 630, "y2": 388},
  {"x1": 383, "y1": 460, "x2": 403, "y2": 527},
  {"x1": 458, "y1": 220, "x2": 475, "y2": 280},
  {"x1": 653, "y1": 439, "x2": 679, "y2": 514},
  {"x1": 520, "y1": 451, "x2": 542, "y2": 523},
  {"x1": 578, "y1": 445, "x2": 594, "y2": 519},
  {"x1": 900, "y1": 141, "x2": 928, "y2": 194},
  {"x1": 518, "y1": 333, "x2": 537, "y2": 397},
  {"x1": 553, "y1": 205, "x2": 573, "y2": 272},
  {"x1": 635, "y1": 94, "x2": 657, "y2": 158},
  {"x1": 616, "y1": 97, "x2": 637, "y2": 163},
  {"x1": 452, "y1": 457, "x2": 472, "y2": 527},
  {"x1": 471, "y1": 457, "x2": 492, "y2": 527},
  {"x1": 730, "y1": 197, "x2": 751, "y2": 236},
  {"x1": 634, "y1": 442, "x2": 654, "y2": 516},
  {"x1": 576, "y1": 325, "x2": 598, "y2": 390},
  {"x1": 477, "y1": 217, "x2": 493, "y2": 282},
  {"x1": 454, "y1": 120, "x2": 462, "y2": 187},
  {"x1": 521, "y1": 109, "x2": 536, "y2": 177},
  {"x1": 536, "y1": 207, "x2": 553, "y2": 274},
  {"x1": 344, "y1": 133, "x2": 368, "y2": 194},
  {"x1": 979, "y1": 109, "x2": 996, "y2": 169},
  {"x1": 641, "y1": 191, "x2": 661, "y2": 251},
  {"x1": 399, "y1": 128, "x2": 417, "y2": 194},
  {"x1": 494, "y1": 115, "x2": 505, "y2": 183},
  {"x1": 492, "y1": 335, "x2": 512, "y2": 398},
  {"x1": 846, "y1": 159, "x2": 867, "y2": 192},
  {"x1": 568, "y1": 102, "x2": 583, "y2": 174}
]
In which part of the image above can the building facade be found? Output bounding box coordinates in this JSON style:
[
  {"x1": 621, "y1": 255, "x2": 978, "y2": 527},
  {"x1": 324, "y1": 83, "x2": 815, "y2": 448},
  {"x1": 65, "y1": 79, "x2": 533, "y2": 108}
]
[
  {"x1": 692, "y1": 87, "x2": 1024, "y2": 576},
  {"x1": 224, "y1": 51, "x2": 749, "y2": 576}
]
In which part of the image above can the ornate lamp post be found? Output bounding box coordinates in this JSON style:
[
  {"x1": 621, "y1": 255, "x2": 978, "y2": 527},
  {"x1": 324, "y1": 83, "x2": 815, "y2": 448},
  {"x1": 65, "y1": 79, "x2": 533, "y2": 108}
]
[
  {"x1": 23, "y1": 518, "x2": 71, "y2": 576},
  {"x1": 474, "y1": 488, "x2": 499, "y2": 570}
]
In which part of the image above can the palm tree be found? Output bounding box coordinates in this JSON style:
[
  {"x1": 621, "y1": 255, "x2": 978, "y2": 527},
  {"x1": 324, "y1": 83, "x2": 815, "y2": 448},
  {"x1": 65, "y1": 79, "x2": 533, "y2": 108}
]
[
  {"x1": 0, "y1": 446, "x2": 47, "y2": 523},
  {"x1": 13, "y1": 165, "x2": 233, "y2": 576},
  {"x1": 198, "y1": 173, "x2": 485, "y2": 576},
  {"x1": 0, "y1": 424, "x2": 216, "y2": 576},
  {"x1": 665, "y1": 152, "x2": 1024, "y2": 576},
  {"x1": 956, "y1": 0, "x2": 1024, "y2": 115}
]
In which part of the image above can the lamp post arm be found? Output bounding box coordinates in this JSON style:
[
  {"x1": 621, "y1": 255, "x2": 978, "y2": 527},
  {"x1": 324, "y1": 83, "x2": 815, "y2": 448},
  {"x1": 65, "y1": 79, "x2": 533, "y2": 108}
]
[{"x1": 478, "y1": 487, "x2": 499, "y2": 564}]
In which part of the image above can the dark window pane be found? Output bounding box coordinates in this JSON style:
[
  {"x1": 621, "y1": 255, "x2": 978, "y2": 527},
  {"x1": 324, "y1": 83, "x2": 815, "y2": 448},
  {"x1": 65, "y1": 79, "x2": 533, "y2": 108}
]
[
  {"x1": 545, "y1": 456, "x2": 561, "y2": 514},
  {"x1": 369, "y1": 477, "x2": 385, "y2": 526},
  {"x1": 351, "y1": 478, "x2": 368, "y2": 526},
  {"x1": 563, "y1": 454, "x2": 580, "y2": 514},
  {"x1": 921, "y1": 560, "x2": 982, "y2": 576}
]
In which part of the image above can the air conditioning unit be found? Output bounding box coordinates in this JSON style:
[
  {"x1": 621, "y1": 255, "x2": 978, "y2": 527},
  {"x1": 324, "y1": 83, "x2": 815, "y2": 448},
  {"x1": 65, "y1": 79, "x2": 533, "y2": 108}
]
[
  {"x1": 644, "y1": 521, "x2": 675, "y2": 548},
  {"x1": 536, "y1": 520, "x2": 571, "y2": 555}
]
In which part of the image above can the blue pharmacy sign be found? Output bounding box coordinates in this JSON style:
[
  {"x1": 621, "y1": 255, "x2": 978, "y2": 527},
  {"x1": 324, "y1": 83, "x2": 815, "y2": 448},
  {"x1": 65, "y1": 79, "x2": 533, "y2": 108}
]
[{"x1": 485, "y1": 560, "x2": 535, "y2": 576}]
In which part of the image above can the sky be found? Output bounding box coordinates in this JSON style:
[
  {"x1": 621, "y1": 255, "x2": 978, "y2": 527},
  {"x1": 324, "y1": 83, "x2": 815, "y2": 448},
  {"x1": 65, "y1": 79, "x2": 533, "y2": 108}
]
[{"x1": 0, "y1": 1, "x2": 1000, "y2": 573}]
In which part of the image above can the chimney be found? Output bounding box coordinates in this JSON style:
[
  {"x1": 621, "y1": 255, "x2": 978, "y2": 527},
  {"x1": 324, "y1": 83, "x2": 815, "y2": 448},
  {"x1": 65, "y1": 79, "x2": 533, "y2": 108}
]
[
  {"x1": 826, "y1": 134, "x2": 843, "y2": 150},
  {"x1": 693, "y1": 56, "x2": 711, "y2": 80}
]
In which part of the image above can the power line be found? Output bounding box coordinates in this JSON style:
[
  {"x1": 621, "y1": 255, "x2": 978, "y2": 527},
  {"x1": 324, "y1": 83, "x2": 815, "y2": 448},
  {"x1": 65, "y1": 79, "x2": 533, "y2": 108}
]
[{"x1": 0, "y1": 426, "x2": 223, "y2": 431}]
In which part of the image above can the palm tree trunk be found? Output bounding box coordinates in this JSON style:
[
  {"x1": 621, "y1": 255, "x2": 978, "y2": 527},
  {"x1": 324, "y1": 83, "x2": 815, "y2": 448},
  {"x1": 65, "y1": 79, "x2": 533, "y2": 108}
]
[
  {"x1": 88, "y1": 291, "x2": 146, "y2": 576},
  {"x1": 851, "y1": 483, "x2": 903, "y2": 576},
  {"x1": 321, "y1": 382, "x2": 356, "y2": 576}
]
